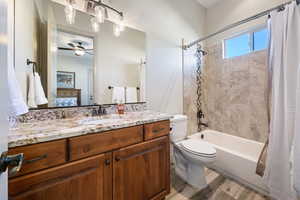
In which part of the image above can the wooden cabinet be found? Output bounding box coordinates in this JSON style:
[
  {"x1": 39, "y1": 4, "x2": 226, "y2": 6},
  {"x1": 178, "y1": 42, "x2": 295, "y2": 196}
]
[
  {"x1": 9, "y1": 153, "x2": 112, "y2": 200},
  {"x1": 69, "y1": 126, "x2": 143, "y2": 161},
  {"x1": 113, "y1": 136, "x2": 170, "y2": 200},
  {"x1": 9, "y1": 121, "x2": 170, "y2": 200},
  {"x1": 144, "y1": 121, "x2": 170, "y2": 141},
  {"x1": 8, "y1": 140, "x2": 67, "y2": 177}
]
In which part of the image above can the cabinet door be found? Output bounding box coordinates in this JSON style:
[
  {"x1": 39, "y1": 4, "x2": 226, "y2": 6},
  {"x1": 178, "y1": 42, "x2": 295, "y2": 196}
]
[
  {"x1": 113, "y1": 136, "x2": 170, "y2": 200},
  {"x1": 9, "y1": 153, "x2": 112, "y2": 200}
]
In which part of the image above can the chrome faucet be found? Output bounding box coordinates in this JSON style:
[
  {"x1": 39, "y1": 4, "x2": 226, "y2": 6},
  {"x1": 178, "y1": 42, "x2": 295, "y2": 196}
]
[{"x1": 61, "y1": 110, "x2": 66, "y2": 119}]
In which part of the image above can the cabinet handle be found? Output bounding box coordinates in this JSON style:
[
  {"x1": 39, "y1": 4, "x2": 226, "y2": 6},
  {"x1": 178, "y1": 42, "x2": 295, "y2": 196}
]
[
  {"x1": 0, "y1": 152, "x2": 24, "y2": 177},
  {"x1": 105, "y1": 159, "x2": 111, "y2": 165},
  {"x1": 115, "y1": 145, "x2": 164, "y2": 162},
  {"x1": 24, "y1": 154, "x2": 48, "y2": 164},
  {"x1": 153, "y1": 127, "x2": 165, "y2": 133}
]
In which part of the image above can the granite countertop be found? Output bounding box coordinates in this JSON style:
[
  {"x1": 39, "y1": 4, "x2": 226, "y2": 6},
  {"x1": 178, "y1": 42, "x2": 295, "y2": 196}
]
[{"x1": 9, "y1": 111, "x2": 173, "y2": 148}]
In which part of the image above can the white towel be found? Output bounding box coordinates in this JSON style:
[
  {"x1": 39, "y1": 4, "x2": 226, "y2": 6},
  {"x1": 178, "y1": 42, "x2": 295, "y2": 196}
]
[
  {"x1": 27, "y1": 73, "x2": 37, "y2": 108},
  {"x1": 112, "y1": 87, "x2": 125, "y2": 104},
  {"x1": 126, "y1": 87, "x2": 138, "y2": 103},
  {"x1": 8, "y1": 63, "x2": 28, "y2": 116},
  {"x1": 34, "y1": 73, "x2": 48, "y2": 105},
  {"x1": 27, "y1": 72, "x2": 48, "y2": 108}
]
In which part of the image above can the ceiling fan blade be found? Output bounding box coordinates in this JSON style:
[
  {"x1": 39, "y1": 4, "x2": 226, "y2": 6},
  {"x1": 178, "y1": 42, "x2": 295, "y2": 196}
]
[
  {"x1": 68, "y1": 43, "x2": 76, "y2": 48},
  {"x1": 58, "y1": 47, "x2": 75, "y2": 51},
  {"x1": 86, "y1": 52, "x2": 94, "y2": 55}
]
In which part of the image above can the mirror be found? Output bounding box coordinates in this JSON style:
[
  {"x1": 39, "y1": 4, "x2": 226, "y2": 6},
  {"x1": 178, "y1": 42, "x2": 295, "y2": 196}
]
[{"x1": 14, "y1": 0, "x2": 146, "y2": 108}]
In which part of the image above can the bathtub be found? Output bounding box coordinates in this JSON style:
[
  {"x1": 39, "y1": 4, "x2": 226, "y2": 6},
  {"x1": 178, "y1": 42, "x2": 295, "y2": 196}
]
[{"x1": 189, "y1": 130, "x2": 268, "y2": 194}]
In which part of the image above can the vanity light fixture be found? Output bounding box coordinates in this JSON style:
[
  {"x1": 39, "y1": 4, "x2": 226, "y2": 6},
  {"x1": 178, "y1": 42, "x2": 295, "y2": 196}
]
[
  {"x1": 95, "y1": 6, "x2": 105, "y2": 23},
  {"x1": 91, "y1": 17, "x2": 100, "y2": 32},
  {"x1": 64, "y1": 0, "x2": 76, "y2": 25},
  {"x1": 118, "y1": 14, "x2": 125, "y2": 31},
  {"x1": 65, "y1": 0, "x2": 125, "y2": 36}
]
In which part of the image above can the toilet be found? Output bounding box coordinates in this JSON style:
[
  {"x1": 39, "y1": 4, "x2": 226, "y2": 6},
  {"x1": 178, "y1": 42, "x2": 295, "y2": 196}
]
[{"x1": 170, "y1": 115, "x2": 216, "y2": 189}]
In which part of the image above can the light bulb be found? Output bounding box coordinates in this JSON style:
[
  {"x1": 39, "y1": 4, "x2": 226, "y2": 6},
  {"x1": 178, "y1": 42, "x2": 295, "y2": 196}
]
[
  {"x1": 91, "y1": 17, "x2": 100, "y2": 32},
  {"x1": 113, "y1": 24, "x2": 121, "y2": 37},
  {"x1": 119, "y1": 14, "x2": 125, "y2": 32},
  {"x1": 95, "y1": 6, "x2": 104, "y2": 23},
  {"x1": 104, "y1": 7, "x2": 109, "y2": 19},
  {"x1": 64, "y1": 4, "x2": 76, "y2": 24}
]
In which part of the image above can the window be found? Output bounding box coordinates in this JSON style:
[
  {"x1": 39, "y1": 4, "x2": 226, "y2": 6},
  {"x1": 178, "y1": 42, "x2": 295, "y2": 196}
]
[{"x1": 224, "y1": 27, "x2": 268, "y2": 59}]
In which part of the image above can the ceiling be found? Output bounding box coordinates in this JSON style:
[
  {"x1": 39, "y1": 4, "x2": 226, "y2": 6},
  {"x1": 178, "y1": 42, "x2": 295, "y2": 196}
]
[{"x1": 196, "y1": 0, "x2": 222, "y2": 8}]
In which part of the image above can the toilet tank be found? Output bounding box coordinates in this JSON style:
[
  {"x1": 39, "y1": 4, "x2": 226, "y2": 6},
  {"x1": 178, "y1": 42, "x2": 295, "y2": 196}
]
[{"x1": 170, "y1": 115, "x2": 188, "y2": 142}]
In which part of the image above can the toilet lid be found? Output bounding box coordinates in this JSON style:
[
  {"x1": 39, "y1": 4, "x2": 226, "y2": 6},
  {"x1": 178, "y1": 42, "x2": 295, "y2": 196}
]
[{"x1": 181, "y1": 139, "x2": 216, "y2": 157}]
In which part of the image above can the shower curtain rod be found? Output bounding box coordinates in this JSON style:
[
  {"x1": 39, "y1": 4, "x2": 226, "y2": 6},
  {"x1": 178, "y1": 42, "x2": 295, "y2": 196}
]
[{"x1": 183, "y1": 0, "x2": 300, "y2": 50}]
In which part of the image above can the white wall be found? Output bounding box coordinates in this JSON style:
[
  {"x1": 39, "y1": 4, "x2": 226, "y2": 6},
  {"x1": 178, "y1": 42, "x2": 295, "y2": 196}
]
[
  {"x1": 110, "y1": 0, "x2": 206, "y2": 114},
  {"x1": 14, "y1": 0, "x2": 38, "y2": 101},
  {"x1": 94, "y1": 21, "x2": 146, "y2": 104},
  {"x1": 57, "y1": 54, "x2": 93, "y2": 105},
  {"x1": 205, "y1": 0, "x2": 290, "y2": 44}
]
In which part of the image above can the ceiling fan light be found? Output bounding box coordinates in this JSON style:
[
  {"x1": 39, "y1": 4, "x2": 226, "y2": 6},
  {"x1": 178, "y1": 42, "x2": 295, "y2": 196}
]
[
  {"x1": 119, "y1": 14, "x2": 125, "y2": 32},
  {"x1": 75, "y1": 49, "x2": 85, "y2": 56},
  {"x1": 64, "y1": 3, "x2": 76, "y2": 24},
  {"x1": 91, "y1": 17, "x2": 100, "y2": 32},
  {"x1": 95, "y1": 6, "x2": 105, "y2": 23}
]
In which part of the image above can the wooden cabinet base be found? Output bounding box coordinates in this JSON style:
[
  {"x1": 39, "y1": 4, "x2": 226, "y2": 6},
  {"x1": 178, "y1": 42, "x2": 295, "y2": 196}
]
[{"x1": 8, "y1": 122, "x2": 170, "y2": 200}]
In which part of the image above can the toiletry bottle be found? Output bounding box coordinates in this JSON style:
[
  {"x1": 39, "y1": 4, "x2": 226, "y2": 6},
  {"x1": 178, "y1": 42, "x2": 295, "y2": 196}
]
[{"x1": 117, "y1": 100, "x2": 125, "y2": 115}]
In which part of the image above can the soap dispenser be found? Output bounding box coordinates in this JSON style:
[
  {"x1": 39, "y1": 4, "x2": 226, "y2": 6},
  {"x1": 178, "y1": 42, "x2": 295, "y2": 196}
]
[{"x1": 116, "y1": 100, "x2": 125, "y2": 115}]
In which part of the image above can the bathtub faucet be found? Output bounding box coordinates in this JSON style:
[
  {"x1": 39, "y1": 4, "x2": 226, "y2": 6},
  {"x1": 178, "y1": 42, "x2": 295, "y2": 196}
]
[{"x1": 200, "y1": 122, "x2": 209, "y2": 128}]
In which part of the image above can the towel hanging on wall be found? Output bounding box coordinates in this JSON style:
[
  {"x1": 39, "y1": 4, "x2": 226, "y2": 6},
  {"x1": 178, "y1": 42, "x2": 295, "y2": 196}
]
[
  {"x1": 27, "y1": 72, "x2": 48, "y2": 108},
  {"x1": 26, "y1": 59, "x2": 48, "y2": 107},
  {"x1": 112, "y1": 86, "x2": 125, "y2": 103},
  {"x1": 126, "y1": 87, "x2": 138, "y2": 103},
  {"x1": 27, "y1": 72, "x2": 37, "y2": 108},
  {"x1": 8, "y1": 62, "x2": 28, "y2": 116},
  {"x1": 34, "y1": 72, "x2": 48, "y2": 105}
]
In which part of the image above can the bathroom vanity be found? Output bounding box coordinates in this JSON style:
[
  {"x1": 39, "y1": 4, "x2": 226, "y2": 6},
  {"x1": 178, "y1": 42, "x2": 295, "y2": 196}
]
[{"x1": 8, "y1": 111, "x2": 171, "y2": 200}]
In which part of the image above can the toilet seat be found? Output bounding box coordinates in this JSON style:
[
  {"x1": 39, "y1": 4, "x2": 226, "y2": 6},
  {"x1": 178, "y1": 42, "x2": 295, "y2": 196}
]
[{"x1": 180, "y1": 139, "x2": 216, "y2": 158}]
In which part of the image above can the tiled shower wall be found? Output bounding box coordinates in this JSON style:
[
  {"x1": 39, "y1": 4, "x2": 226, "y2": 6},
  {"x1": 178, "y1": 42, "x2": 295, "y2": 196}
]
[{"x1": 183, "y1": 43, "x2": 269, "y2": 142}]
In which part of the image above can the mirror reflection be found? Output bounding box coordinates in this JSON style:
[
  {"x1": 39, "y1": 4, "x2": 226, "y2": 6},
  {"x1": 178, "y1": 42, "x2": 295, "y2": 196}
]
[{"x1": 14, "y1": 0, "x2": 146, "y2": 108}]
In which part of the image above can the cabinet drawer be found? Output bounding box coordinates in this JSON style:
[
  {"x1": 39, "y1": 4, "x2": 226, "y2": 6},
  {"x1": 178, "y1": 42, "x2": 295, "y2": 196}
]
[
  {"x1": 144, "y1": 120, "x2": 170, "y2": 140},
  {"x1": 8, "y1": 140, "x2": 67, "y2": 177},
  {"x1": 69, "y1": 125, "x2": 143, "y2": 161}
]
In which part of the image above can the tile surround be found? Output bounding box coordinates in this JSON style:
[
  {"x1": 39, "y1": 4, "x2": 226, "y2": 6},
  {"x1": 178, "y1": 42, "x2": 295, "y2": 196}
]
[{"x1": 184, "y1": 43, "x2": 269, "y2": 142}]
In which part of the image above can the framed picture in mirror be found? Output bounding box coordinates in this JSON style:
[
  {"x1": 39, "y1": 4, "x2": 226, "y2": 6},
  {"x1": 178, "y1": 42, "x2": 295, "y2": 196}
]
[{"x1": 57, "y1": 71, "x2": 76, "y2": 89}]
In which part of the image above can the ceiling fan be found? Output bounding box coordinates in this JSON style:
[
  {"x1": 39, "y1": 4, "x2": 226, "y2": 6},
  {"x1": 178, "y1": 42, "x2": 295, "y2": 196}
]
[{"x1": 58, "y1": 42, "x2": 94, "y2": 56}]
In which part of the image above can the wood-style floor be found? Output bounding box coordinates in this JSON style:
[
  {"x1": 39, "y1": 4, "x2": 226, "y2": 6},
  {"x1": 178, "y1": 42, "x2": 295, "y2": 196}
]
[{"x1": 166, "y1": 167, "x2": 269, "y2": 200}]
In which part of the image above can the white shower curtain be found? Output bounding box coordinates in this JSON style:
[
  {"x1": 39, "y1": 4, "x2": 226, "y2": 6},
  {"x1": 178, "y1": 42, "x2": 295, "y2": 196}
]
[{"x1": 264, "y1": 2, "x2": 300, "y2": 200}]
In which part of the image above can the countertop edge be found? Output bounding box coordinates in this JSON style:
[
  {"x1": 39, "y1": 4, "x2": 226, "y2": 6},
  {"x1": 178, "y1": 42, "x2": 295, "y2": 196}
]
[{"x1": 8, "y1": 116, "x2": 172, "y2": 149}]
